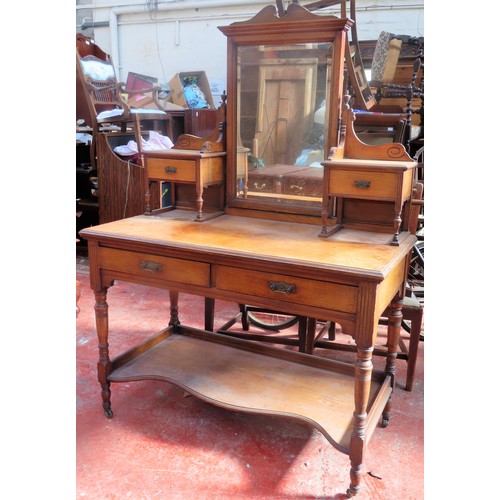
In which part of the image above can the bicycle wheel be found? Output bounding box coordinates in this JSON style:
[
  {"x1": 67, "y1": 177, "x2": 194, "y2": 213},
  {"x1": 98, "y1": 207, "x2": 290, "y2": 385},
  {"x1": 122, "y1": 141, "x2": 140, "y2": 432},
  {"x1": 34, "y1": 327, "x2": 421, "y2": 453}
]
[
  {"x1": 246, "y1": 308, "x2": 300, "y2": 331},
  {"x1": 408, "y1": 241, "x2": 424, "y2": 295}
]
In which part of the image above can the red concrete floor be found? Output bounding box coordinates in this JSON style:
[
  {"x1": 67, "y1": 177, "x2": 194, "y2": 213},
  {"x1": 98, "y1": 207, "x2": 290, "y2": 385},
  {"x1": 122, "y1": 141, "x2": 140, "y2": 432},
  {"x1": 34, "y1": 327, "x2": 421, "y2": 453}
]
[{"x1": 76, "y1": 255, "x2": 424, "y2": 499}]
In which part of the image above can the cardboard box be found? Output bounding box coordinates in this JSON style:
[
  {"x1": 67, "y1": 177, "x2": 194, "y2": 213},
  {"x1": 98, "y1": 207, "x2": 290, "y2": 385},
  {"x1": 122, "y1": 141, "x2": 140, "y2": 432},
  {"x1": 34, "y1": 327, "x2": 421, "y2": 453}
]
[{"x1": 168, "y1": 71, "x2": 214, "y2": 109}]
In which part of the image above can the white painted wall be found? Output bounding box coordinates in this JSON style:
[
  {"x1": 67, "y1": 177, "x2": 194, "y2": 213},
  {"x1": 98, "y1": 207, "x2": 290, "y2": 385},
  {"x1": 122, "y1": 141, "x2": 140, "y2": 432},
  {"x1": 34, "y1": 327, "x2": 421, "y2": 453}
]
[{"x1": 76, "y1": 0, "x2": 424, "y2": 106}]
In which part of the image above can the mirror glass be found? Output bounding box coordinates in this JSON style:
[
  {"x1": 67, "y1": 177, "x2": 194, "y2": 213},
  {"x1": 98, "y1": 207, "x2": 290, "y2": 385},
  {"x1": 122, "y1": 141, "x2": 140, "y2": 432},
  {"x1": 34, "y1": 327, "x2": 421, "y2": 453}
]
[{"x1": 235, "y1": 42, "x2": 333, "y2": 211}]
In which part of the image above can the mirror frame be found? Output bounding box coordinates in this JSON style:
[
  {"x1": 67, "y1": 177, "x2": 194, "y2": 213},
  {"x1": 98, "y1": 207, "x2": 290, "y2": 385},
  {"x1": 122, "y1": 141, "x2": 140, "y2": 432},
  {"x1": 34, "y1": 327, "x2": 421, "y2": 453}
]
[{"x1": 219, "y1": 4, "x2": 353, "y2": 218}]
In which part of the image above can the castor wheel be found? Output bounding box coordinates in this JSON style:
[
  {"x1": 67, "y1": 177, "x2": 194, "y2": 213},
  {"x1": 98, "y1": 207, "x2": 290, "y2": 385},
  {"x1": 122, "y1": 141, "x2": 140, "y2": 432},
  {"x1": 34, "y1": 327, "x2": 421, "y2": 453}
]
[
  {"x1": 381, "y1": 418, "x2": 389, "y2": 428},
  {"x1": 103, "y1": 405, "x2": 113, "y2": 418},
  {"x1": 346, "y1": 486, "x2": 358, "y2": 497}
]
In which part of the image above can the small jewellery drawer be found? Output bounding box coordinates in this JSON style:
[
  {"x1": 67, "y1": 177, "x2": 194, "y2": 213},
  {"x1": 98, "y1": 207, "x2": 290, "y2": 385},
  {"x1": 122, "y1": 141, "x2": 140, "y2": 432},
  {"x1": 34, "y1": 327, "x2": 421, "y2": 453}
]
[
  {"x1": 146, "y1": 158, "x2": 197, "y2": 182},
  {"x1": 329, "y1": 170, "x2": 397, "y2": 199},
  {"x1": 216, "y1": 266, "x2": 358, "y2": 313},
  {"x1": 99, "y1": 247, "x2": 210, "y2": 287}
]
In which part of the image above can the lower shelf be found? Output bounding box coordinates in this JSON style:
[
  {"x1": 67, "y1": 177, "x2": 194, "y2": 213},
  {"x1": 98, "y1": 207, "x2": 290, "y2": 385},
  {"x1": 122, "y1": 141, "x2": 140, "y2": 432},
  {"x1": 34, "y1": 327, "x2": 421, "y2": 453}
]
[{"x1": 109, "y1": 327, "x2": 390, "y2": 453}]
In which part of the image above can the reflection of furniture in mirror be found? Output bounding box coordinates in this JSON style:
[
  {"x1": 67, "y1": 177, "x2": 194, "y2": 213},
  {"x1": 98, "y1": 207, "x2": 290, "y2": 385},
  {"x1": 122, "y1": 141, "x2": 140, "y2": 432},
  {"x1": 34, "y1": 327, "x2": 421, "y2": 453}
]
[
  {"x1": 220, "y1": 4, "x2": 352, "y2": 218},
  {"x1": 247, "y1": 56, "x2": 325, "y2": 200}
]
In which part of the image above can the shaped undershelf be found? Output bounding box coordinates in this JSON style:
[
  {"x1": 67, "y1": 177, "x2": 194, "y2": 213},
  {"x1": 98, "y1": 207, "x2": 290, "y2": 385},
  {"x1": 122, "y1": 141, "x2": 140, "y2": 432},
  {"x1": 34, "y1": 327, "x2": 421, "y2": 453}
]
[{"x1": 108, "y1": 329, "x2": 389, "y2": 453}]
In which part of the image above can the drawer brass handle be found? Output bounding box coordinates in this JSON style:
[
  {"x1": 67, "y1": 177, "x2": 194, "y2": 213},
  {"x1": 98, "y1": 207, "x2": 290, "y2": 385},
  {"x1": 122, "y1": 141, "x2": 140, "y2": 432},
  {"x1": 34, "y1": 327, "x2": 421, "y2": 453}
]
[
  {"x1": 165, "y1": 166, "x2": 177, "y2": 173},
  {"x1": 268, "y1": 280, "x2": 296, "y2": 295},
  {"x1": 140, "y1": 261, "x2": 162, "y2": 273},
  {"x1": 354, "y1": 180, "x2": 371, "y2": 189}
]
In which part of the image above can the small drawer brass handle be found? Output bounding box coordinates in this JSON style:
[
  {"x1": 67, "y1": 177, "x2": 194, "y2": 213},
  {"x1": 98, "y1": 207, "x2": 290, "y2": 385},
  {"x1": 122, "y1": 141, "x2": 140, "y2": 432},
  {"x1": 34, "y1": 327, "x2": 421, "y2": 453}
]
[
  {"x1": 140, "y1": 261, "x2": 162, "y2": 273},
  {"x1": 268, "y1": 280, "x2": 297, "y2": 295},
  {"x1": 165, "y1": 166, "x2": 177, "y2": 173},
  {"x1": 354, "y1": 180, "x2": 371, "y2": 189}
]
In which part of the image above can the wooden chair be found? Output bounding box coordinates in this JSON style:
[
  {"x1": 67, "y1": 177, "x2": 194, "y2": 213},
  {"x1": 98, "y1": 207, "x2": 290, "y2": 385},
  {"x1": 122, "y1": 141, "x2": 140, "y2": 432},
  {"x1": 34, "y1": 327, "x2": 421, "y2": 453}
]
[
  {"x1": 368, "y1": 31, "x2": 424, "y2": 151},
  {"x1": 282, "y1": 2, "x2": 410, "y2": 149},
  {"x1": 76, "y1": 34, "x2": 173, "y2": 166}
]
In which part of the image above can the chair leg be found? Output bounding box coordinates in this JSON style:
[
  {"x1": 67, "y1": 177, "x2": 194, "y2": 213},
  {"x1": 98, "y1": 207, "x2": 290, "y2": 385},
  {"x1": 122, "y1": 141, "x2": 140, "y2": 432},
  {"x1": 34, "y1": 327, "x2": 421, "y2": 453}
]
[
  {"x1": 298, "y1": 317, "x2": 308, "y2": 353},
  {"x1": 298, "y1": 317, "x2": 317, "y2": 354},
  {"x1": 305, "y1": 318, "x2": 317, "y2": 354},
  {"x1": 328, "y1": 321, "x2": 336, "y2": 340},
  {"x1": 205, "y1": 297, "x2": 215, "y2": 332},
  {"x1": 405, "y1": 309, "x2": 423, "y2": 391},
  {"x1": 239, "y1": 304, "x2": 249, "y2": 331}
]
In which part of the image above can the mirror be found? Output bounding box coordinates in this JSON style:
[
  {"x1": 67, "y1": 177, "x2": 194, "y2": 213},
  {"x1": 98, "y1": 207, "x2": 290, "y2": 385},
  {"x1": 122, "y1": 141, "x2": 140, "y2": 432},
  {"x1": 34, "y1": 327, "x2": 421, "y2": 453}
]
[
  {"x1": 237, "y1": 43, "x2": 331, "y2": 209},
  {"x1": 220, "y1": 5, "x2": 353, "y2": 217}
]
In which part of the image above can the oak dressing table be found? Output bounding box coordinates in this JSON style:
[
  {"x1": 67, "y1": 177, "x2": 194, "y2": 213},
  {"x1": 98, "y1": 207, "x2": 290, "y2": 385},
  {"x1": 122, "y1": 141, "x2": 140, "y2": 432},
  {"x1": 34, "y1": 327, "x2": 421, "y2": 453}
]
[{"x1": 81, "y1": 5, "x2": 416, "y2": 496}]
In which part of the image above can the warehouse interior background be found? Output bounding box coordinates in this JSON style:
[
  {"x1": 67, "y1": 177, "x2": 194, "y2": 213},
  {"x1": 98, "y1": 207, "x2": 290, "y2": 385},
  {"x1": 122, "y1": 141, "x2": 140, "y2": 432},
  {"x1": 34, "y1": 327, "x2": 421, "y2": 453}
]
[{"x1": 1, "y1": 1, "x2": 498, "y2": 498}]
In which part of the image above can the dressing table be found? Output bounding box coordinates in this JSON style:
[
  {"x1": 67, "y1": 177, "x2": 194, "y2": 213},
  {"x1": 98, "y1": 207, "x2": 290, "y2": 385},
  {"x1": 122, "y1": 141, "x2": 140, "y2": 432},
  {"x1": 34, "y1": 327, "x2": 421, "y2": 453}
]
[{"x1": 81, "y1": 5, "x2": 417, "y2": 496}]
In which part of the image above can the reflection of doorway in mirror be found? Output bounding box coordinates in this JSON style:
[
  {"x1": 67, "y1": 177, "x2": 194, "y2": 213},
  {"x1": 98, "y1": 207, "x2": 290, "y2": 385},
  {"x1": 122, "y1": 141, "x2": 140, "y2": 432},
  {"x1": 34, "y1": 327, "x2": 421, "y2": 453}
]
[{"x1": 253, "y1": 58, "x2": 318, "y2": 168}]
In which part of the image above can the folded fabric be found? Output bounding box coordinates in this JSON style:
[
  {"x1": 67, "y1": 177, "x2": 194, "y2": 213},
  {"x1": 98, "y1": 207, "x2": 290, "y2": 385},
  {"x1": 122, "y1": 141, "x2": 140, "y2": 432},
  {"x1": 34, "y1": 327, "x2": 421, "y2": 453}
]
[
  {"x1": 114, "y1": 130, "x2": 174, "y2": 156},
  {"x1": 76, "y1": 132, "x2": 93, "y2": 145},
  {"x1": 96, "y1": 109, "x2": 125, "y2": 120},
  {"x1": 97, "y1": 107, "x2": 167, "y2": 121},
  {"x1": 81, "y1": 58, "x2": 115, "y2": 81}
]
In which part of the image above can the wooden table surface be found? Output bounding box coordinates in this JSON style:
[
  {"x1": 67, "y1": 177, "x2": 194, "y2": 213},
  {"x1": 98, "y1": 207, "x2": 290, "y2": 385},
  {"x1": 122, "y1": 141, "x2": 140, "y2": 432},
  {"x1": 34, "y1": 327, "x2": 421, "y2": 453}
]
[{"x1": 82, "y1": 211, "x2": 413, "y2": 279}]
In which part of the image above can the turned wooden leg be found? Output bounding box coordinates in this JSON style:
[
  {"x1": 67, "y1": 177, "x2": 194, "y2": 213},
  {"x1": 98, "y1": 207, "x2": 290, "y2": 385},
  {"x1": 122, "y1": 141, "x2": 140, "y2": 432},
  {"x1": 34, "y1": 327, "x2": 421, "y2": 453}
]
[
  {"x1": 382, "y1": 295, "x2": 404, "y2": 426},
  {"x1": 169, "y1": 290, "x2": 180, "y2": 327},
  {"x1": 406, "y1": 307, "x2": 423, "y2": 392},
  {"x1": 390, "y1": 199, "x2": 403, "y2": 246},
  {"x1": 320, "y1": 202, "x2": 330, "y2": 237},
  {"x1": 196, "y1": 187, "x2": 204, "y2": 220},
  {"x1": 94, "y1": 289, "x2": 113, "y2": 418},
  {"x1": 145, "y1": 181, "x2": 152, "y2": 215},
  {"x1": 347, "y1": 345, "x2": 374, "y2": 497}
]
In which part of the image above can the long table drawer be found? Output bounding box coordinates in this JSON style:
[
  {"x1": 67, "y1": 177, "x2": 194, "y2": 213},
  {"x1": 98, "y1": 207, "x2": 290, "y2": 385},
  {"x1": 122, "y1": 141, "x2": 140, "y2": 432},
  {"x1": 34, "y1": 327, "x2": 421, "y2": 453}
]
[
  {"x1": 146, "y1": 158, "x2": 196, "y2": 182},
  {"x1": 99, "y1": 248, "x2": 210, "y2": 287},
  {"x1": 216, "y1": 266, "x2": 358, "y2": 313}
]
